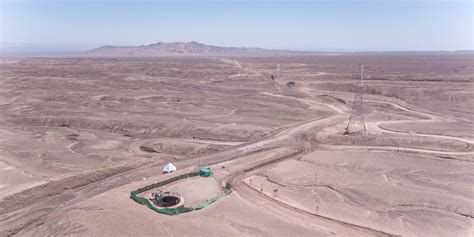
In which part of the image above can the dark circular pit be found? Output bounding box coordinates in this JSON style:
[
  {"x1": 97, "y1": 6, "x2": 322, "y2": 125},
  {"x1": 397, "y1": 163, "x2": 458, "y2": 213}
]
[
  {"x1": 155, "y1": 192, "x2": 181, "y2": 207},
  {"x1": 160, "y1": 196, "x2": 179, "y2": 207}
]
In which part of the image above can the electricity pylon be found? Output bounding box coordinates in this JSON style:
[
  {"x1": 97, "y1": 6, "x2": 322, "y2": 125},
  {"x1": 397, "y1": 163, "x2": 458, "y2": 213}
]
[
  {"x1": 271, "y1": 64, "x2": 280, "y2": 80},
  {"x1": 344, "y1": 64, "x2": 367, "y2": 135}
]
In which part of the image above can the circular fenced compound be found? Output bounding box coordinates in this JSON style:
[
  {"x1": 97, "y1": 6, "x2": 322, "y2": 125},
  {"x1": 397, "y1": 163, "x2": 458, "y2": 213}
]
[{"x1": 130, "y1": 168, "x2": 232, "y2": 215}]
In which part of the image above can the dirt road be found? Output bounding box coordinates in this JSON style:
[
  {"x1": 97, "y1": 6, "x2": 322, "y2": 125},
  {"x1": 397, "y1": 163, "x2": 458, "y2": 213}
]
[{"x1": 1, "y1": 55, "x2": 472, "y2": 236}]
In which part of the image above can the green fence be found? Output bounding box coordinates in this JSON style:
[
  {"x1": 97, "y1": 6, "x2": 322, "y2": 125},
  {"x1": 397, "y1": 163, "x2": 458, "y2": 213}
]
[{"x1": 130, "y1": 170, "x2": 232, "y2": 216}]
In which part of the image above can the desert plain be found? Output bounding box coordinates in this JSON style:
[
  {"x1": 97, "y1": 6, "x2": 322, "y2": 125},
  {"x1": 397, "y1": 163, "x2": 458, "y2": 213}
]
[{"x1": 0, "y1": 53, "x2": 473, "y2": 236}]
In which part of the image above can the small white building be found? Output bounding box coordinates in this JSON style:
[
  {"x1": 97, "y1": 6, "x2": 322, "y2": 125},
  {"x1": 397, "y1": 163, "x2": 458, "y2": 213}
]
[{"x1": 162, "y1": 163, "x2": 176, "y2": 173}]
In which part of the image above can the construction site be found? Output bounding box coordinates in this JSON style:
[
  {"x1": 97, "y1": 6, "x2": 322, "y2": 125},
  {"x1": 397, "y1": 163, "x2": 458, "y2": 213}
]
[
  {"x1": 130, "y1": 167, "x2": 232, "y2": 215},
  {"x1": 0, "y1": 53, "x2": 473, "y2": 236}
]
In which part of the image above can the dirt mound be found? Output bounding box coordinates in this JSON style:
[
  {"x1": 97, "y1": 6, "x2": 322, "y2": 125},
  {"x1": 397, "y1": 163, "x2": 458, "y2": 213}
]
[
  {"x1": 314, "y1": 133, "x2": 473, "y2": 152},
  {"x1": 5, "y1": 115, "x2": 267, "y2": 142}
]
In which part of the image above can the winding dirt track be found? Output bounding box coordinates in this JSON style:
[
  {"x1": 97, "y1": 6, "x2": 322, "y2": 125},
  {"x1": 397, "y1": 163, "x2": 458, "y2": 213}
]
[
  {"x1": 128, "y1": 137, "x2": 242, "y2": 156},
  {"x1": 219, "y1": 89, "x2": 473, "y2": 236},
  {"x1": 261, "y1": 90, "x2": 474, "y2": 155},
  {"x1": 0, "y1": 113, "x2": 342, "y2": 236},
  {"x1": 219, "y1": 84, "x2": 473, "y2": 235},
  {"x1": 2, "y1": 64, "x2": 472, "y2": 236}
]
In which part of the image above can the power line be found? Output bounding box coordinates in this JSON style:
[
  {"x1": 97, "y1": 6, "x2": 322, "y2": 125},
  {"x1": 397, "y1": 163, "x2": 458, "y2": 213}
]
[{"x1": 344, "y1": 64, "x2": 367, "y2": 135}]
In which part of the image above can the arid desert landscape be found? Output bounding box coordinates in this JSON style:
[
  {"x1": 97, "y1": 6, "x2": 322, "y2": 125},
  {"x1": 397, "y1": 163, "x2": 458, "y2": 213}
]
[{"x1": 0, "y1": 52, "x2": 473, "y2": 236}]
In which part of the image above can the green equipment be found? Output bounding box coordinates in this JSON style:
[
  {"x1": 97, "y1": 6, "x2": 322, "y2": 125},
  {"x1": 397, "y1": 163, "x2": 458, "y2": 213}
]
[{"x1": 199, "y1": 167, "x2": 212, "y2": 177}]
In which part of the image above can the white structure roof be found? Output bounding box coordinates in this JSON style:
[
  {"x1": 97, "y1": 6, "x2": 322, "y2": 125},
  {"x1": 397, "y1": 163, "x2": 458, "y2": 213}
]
[{"x1": 162, "y1": 163, "x2": 177, "y2": 173}]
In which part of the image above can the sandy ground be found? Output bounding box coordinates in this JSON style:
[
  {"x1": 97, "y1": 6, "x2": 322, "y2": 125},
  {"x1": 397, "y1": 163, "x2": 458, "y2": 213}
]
[
  {"x1": 139, "y1": 175, "x2": 223, "y2": 207},
  {"x1": 0, "y1": 54, "x2": 473, "y2": 236},
  {"x1": 245, "y1": 150, "x2": 473, "y2": 236},
  {"x1": 16, "y1": 186, "x2": 330, "y2": 237}
]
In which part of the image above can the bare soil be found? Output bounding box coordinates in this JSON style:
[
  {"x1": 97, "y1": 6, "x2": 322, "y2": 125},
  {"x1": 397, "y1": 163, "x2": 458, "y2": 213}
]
[{"x1": 0, "y1": 53, "x2": 473, "y2": 236}]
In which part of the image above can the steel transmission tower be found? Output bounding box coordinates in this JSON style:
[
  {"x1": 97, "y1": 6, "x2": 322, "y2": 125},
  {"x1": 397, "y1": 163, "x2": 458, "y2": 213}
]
[
  {"x1": 271, "y1": 64, "x2": 281, "y2": 80},
  {"x1": 344, "y1": 64, "x2": 367, "y2": 135}
]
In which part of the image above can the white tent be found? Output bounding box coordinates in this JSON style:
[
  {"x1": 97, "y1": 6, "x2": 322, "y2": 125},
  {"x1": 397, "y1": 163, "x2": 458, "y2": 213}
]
[{"x1": 162, "y1": 163, "x2": 176, "y2": 173}]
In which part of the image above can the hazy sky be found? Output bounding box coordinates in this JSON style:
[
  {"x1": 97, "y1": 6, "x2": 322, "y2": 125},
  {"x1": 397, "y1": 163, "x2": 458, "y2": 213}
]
[{"x1": 0, "y1": 0, "x2": 472, "y2": 51}]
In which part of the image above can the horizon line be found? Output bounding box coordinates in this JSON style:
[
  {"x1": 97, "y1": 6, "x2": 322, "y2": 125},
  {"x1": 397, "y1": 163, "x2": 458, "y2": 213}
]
[{"x1": 1, "y1": 41, "x2": 473, "y2": 56}]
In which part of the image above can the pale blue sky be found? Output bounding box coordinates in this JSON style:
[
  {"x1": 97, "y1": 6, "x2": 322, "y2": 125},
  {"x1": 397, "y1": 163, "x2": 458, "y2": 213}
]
[{"x1": 0, "y1": 0, "x2": 473, "y2": 51}]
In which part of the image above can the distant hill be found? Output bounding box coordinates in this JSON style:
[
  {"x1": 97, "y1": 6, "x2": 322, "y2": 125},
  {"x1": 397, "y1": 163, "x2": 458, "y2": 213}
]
[{"x1": 84, "y1": 41, "x2": 304, "y2": 56}]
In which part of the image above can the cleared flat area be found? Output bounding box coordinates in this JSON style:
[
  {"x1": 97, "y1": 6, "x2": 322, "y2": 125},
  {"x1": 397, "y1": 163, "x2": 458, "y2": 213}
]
[
  {"x1": 0, "y1": 54, "x2": 473, "y2": 236},
  {"x1": 139, "y1": 175, "x2": 223, "y2": 207}
]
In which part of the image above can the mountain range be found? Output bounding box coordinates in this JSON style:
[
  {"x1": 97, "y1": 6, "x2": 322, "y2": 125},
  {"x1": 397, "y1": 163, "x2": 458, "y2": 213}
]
[{"x1": 84, "y1": 41, "x2": 303, "y2": 56}]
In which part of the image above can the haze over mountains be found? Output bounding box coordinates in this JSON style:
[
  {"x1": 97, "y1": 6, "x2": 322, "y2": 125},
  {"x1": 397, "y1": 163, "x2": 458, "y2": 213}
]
[
  {"x1": 84, "y1": 41, "x2": 302, "y2": 56},
  {"x1": 2, "y1": 41, "x2": 471, "y2": 57}
]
